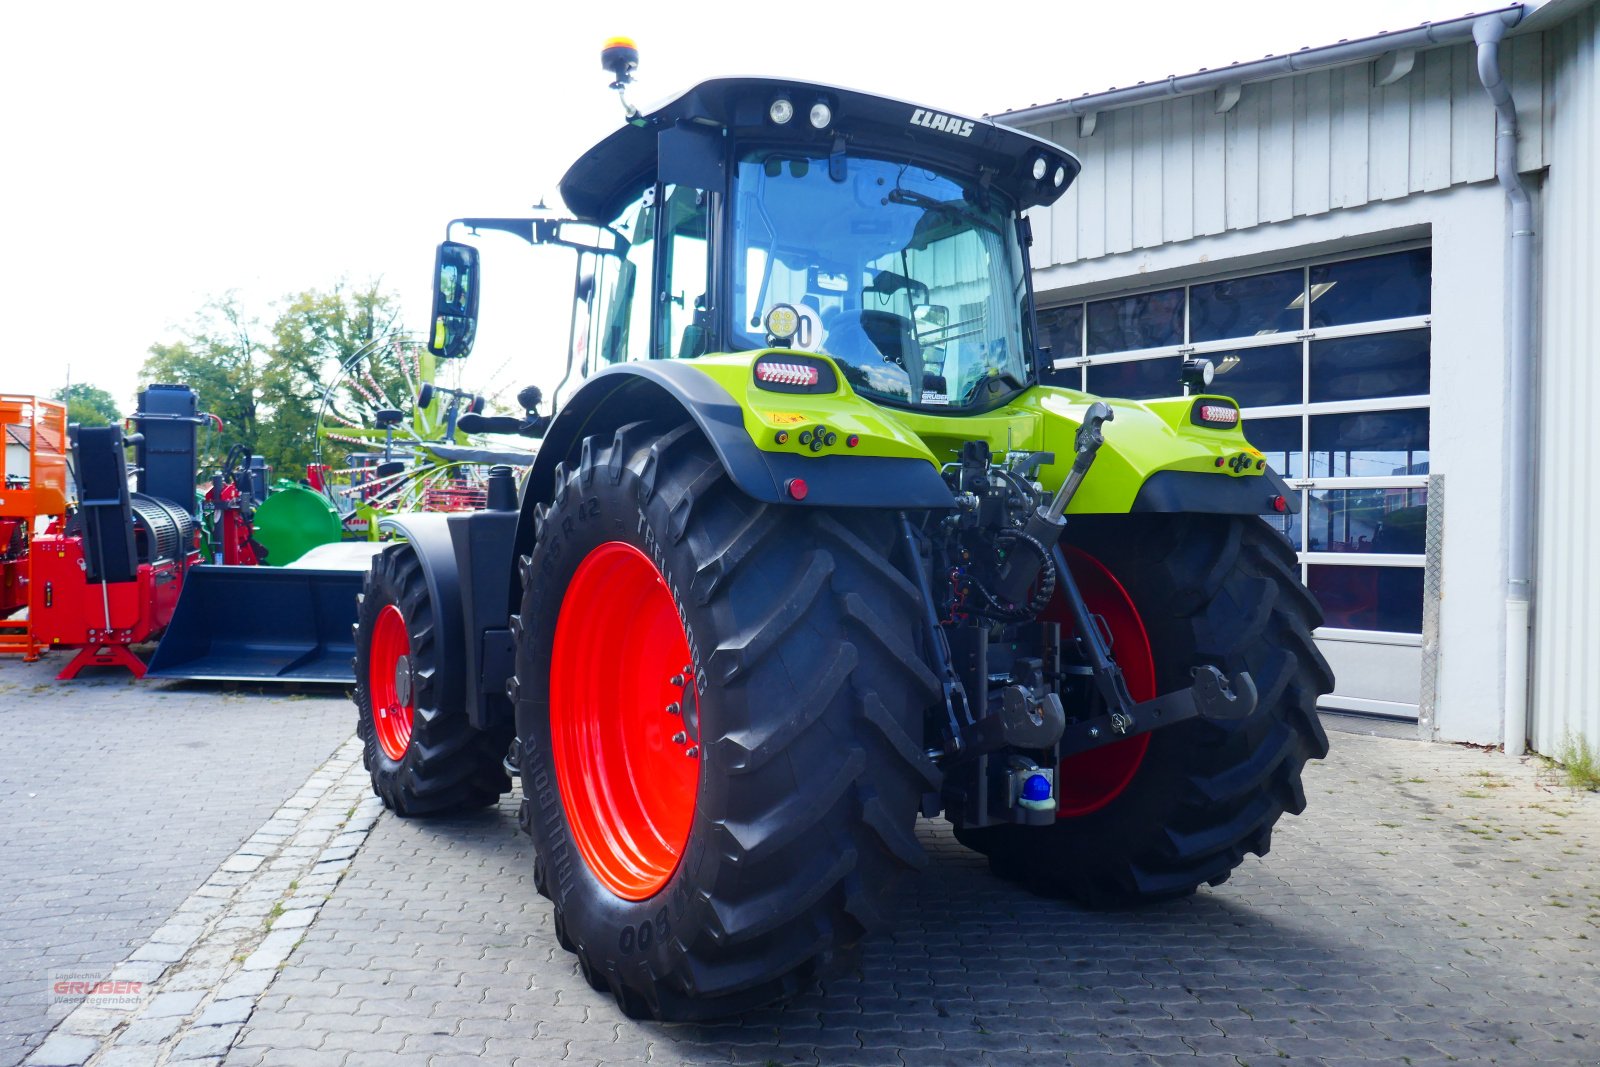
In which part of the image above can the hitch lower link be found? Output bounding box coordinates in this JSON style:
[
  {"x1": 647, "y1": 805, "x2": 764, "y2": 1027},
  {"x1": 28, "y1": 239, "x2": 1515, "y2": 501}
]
[{"x1": 1057, "y1": 664, "x2": 1258, "y2": 757}]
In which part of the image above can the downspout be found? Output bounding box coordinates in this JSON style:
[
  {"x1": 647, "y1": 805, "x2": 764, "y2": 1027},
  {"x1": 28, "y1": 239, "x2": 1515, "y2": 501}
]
[{"x1": 1473, "y1": 11, "x2": 1534, "y2": 756}]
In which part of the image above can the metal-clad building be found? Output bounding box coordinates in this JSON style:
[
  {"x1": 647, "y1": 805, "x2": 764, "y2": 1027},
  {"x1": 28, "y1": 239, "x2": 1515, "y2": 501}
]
[{"x1": 1001, "y1": 0, "x2": 1597, "y2": 754}]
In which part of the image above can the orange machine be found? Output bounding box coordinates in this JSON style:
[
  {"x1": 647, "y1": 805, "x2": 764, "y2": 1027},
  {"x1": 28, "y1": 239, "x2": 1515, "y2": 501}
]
[{"x1": 0, "y1": 395, "x2": 70, "y2": 661}]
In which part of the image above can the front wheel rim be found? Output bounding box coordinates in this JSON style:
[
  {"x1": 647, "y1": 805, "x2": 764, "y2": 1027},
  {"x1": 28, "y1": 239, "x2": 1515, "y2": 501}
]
[
  {"x1": 551, "y1": 541, "x2": 700, "y2": 901},
  {"x1": 368, "y1": 604, "x2": 415, "y2": 762}
]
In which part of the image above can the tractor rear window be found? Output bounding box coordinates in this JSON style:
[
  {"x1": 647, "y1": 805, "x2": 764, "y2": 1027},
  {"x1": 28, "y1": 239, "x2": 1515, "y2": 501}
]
[{"x1": 731, "y1": 151, "x2": 1030, "y2": 411}]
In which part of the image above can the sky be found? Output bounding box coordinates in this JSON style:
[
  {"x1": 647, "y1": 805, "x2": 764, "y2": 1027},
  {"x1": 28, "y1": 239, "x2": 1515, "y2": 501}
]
[{"x1": 4, "y1": 0, "x2": 1460, "y2": 414}]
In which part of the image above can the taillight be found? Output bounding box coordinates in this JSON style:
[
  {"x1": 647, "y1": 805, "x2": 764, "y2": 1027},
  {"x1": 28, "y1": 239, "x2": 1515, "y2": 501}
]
[
  {"x1": 756, "y1": 362, "x2": 818, "y2": 387},
  {"x1": 1191, "y1": 400, "x2": 1241, "y2": 426},
  {"x1": 752, "y1": 354, "x2": 837, "y2": 394}
]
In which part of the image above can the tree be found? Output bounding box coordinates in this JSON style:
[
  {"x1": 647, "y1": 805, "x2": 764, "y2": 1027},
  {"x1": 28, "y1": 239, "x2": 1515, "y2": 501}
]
[
  {"x1": 143, "y1": 292, "x2": 269, "y2": 473},
  {"x1": 259, "y1": 280, "x2": 405, "y2": 477},
  {"x1": 140, "y1": 282, "x2": 405, "y2": 481},
  {"x1": 51, "y1": 383, "x2": 120, "y2": 427}
]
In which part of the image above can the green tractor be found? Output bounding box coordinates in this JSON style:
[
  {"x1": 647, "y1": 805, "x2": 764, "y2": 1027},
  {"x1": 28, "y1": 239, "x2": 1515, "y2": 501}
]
[{"x1": 353, "y1": 48, "x2": 1333, "y2": 1020}]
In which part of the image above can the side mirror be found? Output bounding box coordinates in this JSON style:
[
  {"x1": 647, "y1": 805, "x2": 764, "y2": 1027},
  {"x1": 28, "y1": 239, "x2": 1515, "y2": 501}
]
[{"x1": 429, "y1": 241, "x2": 480, "y2": 360}]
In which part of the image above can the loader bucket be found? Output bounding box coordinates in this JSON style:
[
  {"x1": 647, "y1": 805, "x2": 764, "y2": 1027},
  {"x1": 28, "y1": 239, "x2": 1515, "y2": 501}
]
[{"x1": 146, "y1": 543, "x2": 384, "y2": 683}]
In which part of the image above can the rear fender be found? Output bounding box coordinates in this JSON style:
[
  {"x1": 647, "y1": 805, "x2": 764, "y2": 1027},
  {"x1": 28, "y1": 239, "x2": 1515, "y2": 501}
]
[
  {"x1": 1016, "y1": 389, "x2": 1298, "y2": 517},
  {"x1": 513, "y1": 362, "x2": 955, "y2": 570}
]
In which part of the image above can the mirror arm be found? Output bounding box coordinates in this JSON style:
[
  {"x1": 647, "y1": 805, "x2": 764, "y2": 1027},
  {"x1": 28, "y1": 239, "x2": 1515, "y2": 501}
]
[{"x1": 447, "y1": 217, "x2": 628, "y2": 256}]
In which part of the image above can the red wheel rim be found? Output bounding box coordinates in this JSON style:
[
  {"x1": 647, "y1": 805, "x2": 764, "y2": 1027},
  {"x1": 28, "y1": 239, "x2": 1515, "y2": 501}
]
[
  {"x1": 1045, "y1": 547, "x2": 1155, "y2": 818},
  {"x1": 368, "y1": 604, "x2": 415, "y2": 762},
  {"x1": 551, "y1": 542, "x2": 700, "y2": 901}
]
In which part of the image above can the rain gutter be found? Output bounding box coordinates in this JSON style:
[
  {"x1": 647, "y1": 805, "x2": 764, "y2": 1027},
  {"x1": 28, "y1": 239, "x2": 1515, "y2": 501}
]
[
  {"x1": 997, "y1": 7, "x2": 1525, "y2": 125},
  {"x1": 1472, "y1": 12, "x2": 1535, "y2": 756}
]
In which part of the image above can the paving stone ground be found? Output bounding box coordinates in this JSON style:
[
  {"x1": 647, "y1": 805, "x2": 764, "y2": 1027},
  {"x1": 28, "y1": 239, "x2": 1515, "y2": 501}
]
[
  {"x1": 217, "y1": 726, "x2": 1599, "y2": 1066},
  {"x1": 0, "y1": 654, "x2": 352, "y2": 1067}
]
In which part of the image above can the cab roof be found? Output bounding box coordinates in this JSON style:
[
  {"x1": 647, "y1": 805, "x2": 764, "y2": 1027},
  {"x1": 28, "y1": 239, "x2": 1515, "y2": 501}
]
[{"x1": 559, "y1": 76, "x2": 1081, "y2": 224}]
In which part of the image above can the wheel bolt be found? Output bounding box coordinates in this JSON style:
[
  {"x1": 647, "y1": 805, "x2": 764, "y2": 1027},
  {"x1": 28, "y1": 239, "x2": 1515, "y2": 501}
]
[
  {"x1": 672, "y1": 731, "x2": 688, "y2": 744},
  {"x1": 682, "y1": 664, "x2": 693, "y2": 677},
  {"x1": 666, "y1": 702, "x2": 680, "y2": 715},
  {"x1": 685, "y1": 746, "x2": 700, "y2": 758},
  {"x1": 669, "y1": 675, "x2": 684, "y2": 687}
]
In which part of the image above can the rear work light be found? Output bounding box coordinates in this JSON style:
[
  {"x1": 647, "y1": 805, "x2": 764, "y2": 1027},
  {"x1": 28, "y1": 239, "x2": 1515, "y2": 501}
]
[
  {"x1": 752, "y1": 353, "x2": 837, "y2": 395},
  {"x1": 1191, "y1": 399, "x2": 1241, "y2": 427}
]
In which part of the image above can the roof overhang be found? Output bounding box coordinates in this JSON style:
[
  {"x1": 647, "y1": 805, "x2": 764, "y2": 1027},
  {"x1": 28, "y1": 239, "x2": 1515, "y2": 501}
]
[{"x1": 560, "y1": 76, "x2": 1081, "y2": 223}]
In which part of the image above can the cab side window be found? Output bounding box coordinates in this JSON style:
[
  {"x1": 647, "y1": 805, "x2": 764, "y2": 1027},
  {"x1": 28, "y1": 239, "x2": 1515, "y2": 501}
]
[
  {"x1": 660, "y1": 184, "x2": 711, "y2": 359},
  {"x1": 594, "y1": 186, "x2": 656, "y2": 364}
]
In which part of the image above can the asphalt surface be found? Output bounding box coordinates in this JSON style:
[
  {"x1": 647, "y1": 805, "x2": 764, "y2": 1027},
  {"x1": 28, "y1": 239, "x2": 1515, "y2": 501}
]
[{"x1": 0, "y1": 654, "x2": 352, "y2": 1067}]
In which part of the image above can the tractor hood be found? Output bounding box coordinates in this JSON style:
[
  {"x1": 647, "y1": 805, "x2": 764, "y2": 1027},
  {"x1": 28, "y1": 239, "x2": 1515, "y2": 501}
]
[{"x1": 560, "y1": 76, "x2": 1081, "y2": 224}]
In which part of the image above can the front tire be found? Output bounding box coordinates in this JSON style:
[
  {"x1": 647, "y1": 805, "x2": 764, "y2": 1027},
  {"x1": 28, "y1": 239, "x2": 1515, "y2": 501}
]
[
  {"x1": 955, "y1": 514, "x2": 1333, "y2": 906},
  {"x1": 354, "y1": 544, "x2": 512, "y2": 816},
  {"x1": 512, "y1": 423, "x2": 939, "y2": 1020}
]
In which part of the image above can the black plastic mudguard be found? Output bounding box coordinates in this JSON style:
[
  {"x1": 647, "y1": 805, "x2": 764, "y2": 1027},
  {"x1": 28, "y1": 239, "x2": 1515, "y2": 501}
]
[
  {"x1": 379, "y1": 509, "x2": 518, "y2": 731},
  {"x1": 513, "y1": 362, "x2": 956, "y2": 564},
  {"x1": 1130, "y1": 467, "x2": 1298, "y2": 515}
]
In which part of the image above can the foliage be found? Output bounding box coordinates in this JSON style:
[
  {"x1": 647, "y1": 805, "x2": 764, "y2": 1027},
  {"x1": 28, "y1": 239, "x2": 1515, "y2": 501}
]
[
  {"x1": 1554, "y1": 733, "x2": 1599, "y2": 792},
  {"x1": 140, "y1": 282, "x2": 404, "y2": 479},
  {"x1": 51, "y1": 383, "x2": 121, "y2": 427}
]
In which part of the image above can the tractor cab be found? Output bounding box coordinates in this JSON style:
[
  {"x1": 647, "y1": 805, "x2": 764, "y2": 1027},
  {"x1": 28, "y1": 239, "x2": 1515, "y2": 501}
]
[{"x1": 429, "y1": 75, "x2": 1080, "y2": 419}]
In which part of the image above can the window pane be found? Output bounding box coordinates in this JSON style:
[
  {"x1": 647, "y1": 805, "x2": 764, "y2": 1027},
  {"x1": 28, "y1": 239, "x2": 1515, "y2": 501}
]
[
  {"x1": 1309, "y1": 408, "x2": 1429, "y2": 477},
  {"x1": 1308, "y1": 249, "x2": 1431, "y2": 327},
  {"x1": 1309, "y1": 328, "x2": 1430, "y2": 403},
  {"x1": 1037, "y1": 304, "x2": 1083, "y2": 360},
  {"x1": 1261, "y1": 495, "x2": 1303, "y2": 551},
  {"x1": 1308, "y1": 564, "x2": 1424, "y2": 632},
  {"x1": 1086, "y1": 288, "x2": 1183, "y2": 354},
  {"x1": 1189, "y1": 269, "x2": 1304, "y2": 341},
  {"x1": 1242, "y1": 415, "x2": 1303, "y2": 479},
  {"x1": 1085, "y1": 356, "x2": 1183, "y2": 401},
  {"x1": 660, "y1": 185, "x2": 710, "y2": 360},
  {"x1": 1207, "y1": 342, "x2": 1302, "y2": 408},
  {"x1": 1038, "y1": 304, "x2": 1083, "y2": 389},
  {"x1": 1307, "y1": 487, "x2": 1428, "y2": 554}
]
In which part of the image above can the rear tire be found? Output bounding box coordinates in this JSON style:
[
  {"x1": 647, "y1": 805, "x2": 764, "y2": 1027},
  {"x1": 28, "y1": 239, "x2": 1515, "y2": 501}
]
[
  {"x1": 513, "y1": 422, "x2": 939, "y2": 1020},
  {"x1": 354, "y1": 544, "x2": 512, "y2": 816},
  {"x1": 954, "y1": 514, "x2": 1332, "y2": 906}
]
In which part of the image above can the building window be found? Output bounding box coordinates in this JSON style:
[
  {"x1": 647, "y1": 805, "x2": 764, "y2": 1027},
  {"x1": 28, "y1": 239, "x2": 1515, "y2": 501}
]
[{"x1": 1041, "y1": 244, "x2": 1431, "y2": 635}]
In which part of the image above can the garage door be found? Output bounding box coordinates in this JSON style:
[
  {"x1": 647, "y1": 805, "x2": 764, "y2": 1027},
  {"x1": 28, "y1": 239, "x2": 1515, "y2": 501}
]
[{"x1": 1039, "y1": 244, "x2": 1432, "y2": 719}]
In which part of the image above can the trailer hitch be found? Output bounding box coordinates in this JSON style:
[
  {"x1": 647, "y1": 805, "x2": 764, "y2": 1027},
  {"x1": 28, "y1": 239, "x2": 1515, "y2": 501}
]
[{"x1": 1058, "y1": 665, "x2": 1258, "y2": 758}]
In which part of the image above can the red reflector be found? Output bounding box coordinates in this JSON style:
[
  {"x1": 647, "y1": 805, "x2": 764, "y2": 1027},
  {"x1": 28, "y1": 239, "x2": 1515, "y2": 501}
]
[
  {"x1": 785, "y1": 478, "x2": 808, "y2": 501},
  {"x1": 1271, "y1": 495, "x2": 1288, "y2": 513},
  {"x1": 846, "y1": 434, "x2": 859, "y2": 448},
  {"x1": 1214, "y1": 457, "x2": 1226, "y2": 467},
  {"x1": 1197, "y1": 403, "x2": 1240, "y2": 424},
  {"x1": 756, "y1": 362, "x2": 819, "y2": 387}
]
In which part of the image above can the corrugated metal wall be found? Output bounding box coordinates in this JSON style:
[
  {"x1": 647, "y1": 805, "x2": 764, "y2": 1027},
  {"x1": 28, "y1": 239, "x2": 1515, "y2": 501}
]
[
  {"x1": 1534, "y1": 5, "x2": 1600, "y2": 755},
  {"x1": 1013, "y1": 36, "x2": 1546, "y2": 269}
]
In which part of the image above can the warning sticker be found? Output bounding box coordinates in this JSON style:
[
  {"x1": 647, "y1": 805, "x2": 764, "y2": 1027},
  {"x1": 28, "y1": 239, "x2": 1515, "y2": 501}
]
[{"x1": 765, "y1": 412, "x2": 809, "y2": 425}]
